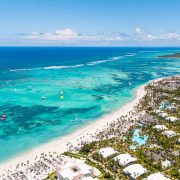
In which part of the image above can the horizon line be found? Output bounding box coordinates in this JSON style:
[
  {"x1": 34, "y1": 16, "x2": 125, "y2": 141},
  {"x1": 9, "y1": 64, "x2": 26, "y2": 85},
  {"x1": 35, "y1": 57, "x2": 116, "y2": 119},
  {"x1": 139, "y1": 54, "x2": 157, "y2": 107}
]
[{"x1": 0, "y1": 46, "x2": 180, "y2": 48}]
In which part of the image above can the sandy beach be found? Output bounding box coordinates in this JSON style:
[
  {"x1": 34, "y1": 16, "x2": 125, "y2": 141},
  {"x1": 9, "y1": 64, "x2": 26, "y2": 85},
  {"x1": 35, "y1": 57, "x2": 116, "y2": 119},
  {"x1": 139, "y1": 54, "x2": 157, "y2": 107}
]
[{"x1": 0, "y1": 84, "x2": 146, "y2": 174}]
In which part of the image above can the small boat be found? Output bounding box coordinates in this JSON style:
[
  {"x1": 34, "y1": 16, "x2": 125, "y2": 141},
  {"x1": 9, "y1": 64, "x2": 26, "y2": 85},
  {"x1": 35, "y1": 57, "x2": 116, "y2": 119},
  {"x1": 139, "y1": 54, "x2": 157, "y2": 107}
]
[
  {"x1": 41, "y1": 96, "x2": 46, "y2": 100},
  {"x1": 129, "y1": 82, "x2": 132, "y2": 86},
  {"x1": 75, "y1": 115, "x2": 85, "y2": 122},
  {"x1": 27, "y1": 86, "x2": 32, "y2": 90},
  {"x1": 60, "y1": 91, "x2": 64, "y2": 94},
  {"x1": 70, "y1": 115, "x2": 79, "y2": 123},
  {"x1": 74, "y1": 115, "x2": 78, "y2": 121},
  {"x1": 70, "y1": 119, "x2": 76, "y2": 122}
]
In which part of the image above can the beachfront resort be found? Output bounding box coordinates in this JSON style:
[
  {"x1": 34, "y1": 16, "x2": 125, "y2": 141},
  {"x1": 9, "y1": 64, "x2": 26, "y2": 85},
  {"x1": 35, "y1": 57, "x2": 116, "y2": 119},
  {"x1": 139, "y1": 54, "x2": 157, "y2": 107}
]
[{"x1": 0, "y1": 76, "x2": 179, "y2": 179}]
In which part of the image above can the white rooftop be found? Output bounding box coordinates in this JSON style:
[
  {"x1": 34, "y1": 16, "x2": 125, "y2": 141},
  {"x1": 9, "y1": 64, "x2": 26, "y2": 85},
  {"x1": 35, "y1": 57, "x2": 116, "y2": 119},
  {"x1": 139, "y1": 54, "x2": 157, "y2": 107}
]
[
  {"x1": 123, "y1": 164, "x2": 148, "y2": 179},
  {"x1": 146, "y1": 172, "x2": 171, "y2": 180},
  {"x1": 165, "y1": 116, "x2": 179, "y2": 122},
  {"x1": 60, "y1": 168, "x2": 75, "y2": 180},
  {"x1": 158, "y1": 112, "x2": 168, "y2": 117},
  {"x1": 99, "y1": 147, "x2": 117, "y2": 158},
  {"x1": 162, "y1": 130, "x2": 177, "y2": 138},
  {"x1": 149, "y1": 144, "x2": 159, "y2": 148},
  {"x1": 57, "y1": 160, "x2": 93, "y2": 180},
  {"x1": 154, "y1": 125, "x2": 168, "y2": 131},
  {"x1": 81, "y1": 177, "x2": 98, "y2": 180},
  {"x1": 114, "y1": 153, "x2": 137, "y2": 166},
  {"x1": 155, "y1": 109, "x2": 162, "y2": 114},
  {"x1": 161, "y1": 160, "x2": 171, "y2": 168}
]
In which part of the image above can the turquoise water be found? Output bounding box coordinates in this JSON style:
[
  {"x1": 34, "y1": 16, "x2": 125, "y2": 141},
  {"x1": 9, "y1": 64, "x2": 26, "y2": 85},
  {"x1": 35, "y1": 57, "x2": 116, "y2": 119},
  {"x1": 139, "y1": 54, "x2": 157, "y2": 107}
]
[
  {"x1": 130, "y1": 129, "x2": 148, "y2": 150},
  {"x1": 133, "y1": 129, "x2": 148, "y2": 145},
  {"x1": 159, "y1": 102, "x2": 171, "y2": 110},
  {"x1": 0, "y1": 47, "x2": 180, "y2": 162}
]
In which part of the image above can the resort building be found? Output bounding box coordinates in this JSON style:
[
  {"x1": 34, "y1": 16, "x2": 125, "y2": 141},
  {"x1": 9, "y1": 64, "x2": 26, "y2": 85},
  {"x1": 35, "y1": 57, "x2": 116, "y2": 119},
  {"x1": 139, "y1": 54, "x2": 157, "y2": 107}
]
[
  {"x1": 149, "y1": 144, "x2": 159, "y2": 148},
  {"x1": 165, "y1": 116, "x2": 179, "y2": 122},
  {"x1": 146, "y1": 172, "x2": 171, "y2": 180},
  {"x1": 114, "y1": 153, "x2": 137, "y2": 166},
  {"x1": 171, "y1": 150, "x2": 179, "y2": 157},
  {"x1": 122, "y1": 164, "x2": 148, "y2": 179},
  {"x1": 157, "y1": 112, "x2": 168, "y2": 118},
  {"x1": 139, "y1": 113, "x2": 156, "y2": 125},
  {"x1": 161, "y1": 160, "x2": 171, "y2": 169},
  {"x1": 164, "y1": 80, "x2": 180, "y2": 90},
  {"x1": 155, "y1": 109, "x2": 161, "y2": 114},
  {"x1": 162, "y1": 130, "x2": 177, "y2": 138},
  {"x1": 144, "y1": 150, "x2": 164, "y2": 162},
  {"x1": 81, "y1": 177, "x2": 98, "y2": 180},
  {"x1": 153, "y1": 125, "x2": 168, "y2": 131},
  {"x1": 57, "y1": 160, "x2": 97, "y2": 180},
  {"x1": 99, "y1": 147, "x2": 117, "y2": 158}
]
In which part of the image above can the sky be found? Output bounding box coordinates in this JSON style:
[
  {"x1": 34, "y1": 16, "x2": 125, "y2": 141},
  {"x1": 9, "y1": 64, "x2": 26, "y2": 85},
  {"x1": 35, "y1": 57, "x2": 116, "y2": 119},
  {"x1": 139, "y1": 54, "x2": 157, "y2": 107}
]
[{"x1": 0, "y1": 0, "x2": 180, "y2": 46}]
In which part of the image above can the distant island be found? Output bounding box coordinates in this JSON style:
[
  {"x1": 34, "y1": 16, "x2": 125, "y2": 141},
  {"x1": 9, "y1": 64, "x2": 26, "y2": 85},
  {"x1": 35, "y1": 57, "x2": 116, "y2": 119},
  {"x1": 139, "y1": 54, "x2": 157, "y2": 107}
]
[{"x1": 158, "y1": 53, "x2": 180, "y2": 58}]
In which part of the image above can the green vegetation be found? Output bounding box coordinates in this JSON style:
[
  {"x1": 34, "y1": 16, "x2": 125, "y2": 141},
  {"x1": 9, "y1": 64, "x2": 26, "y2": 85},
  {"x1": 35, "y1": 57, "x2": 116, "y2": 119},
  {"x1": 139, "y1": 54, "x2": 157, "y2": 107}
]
[{"x1": 46, "y1": 172, "x2": 57, "y2": 180}]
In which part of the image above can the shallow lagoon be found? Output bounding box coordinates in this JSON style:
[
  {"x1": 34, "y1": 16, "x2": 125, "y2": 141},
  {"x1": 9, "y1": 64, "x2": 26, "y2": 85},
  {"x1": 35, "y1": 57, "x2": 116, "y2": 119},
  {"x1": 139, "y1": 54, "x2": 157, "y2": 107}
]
[{"x1": 0, "y1": 47, "x2": 179, "y2": 162}]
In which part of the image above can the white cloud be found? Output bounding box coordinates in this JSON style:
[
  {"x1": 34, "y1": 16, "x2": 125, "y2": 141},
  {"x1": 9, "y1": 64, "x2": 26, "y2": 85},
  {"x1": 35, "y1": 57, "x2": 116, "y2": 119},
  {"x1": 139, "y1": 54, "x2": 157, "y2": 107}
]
[
  {"x1": 25, "y1": 28, "x2": 79, "y2": 40},
  {"x1": 134, "y1": 27, "x2": 158, "y2": 40},
  {"x1": 23, "y1": 28, "x2": 130, "y2": 42},
  {"x1": 134, "y1": 27, "x2": 180, "y2": 41},
  {"x1": 135, "y1": 27, "x2": 143, "y2": 34},
  {"x1": 55, "y1": 28, "x2": 78, "y2": 37},
  {"x1": 159, "y1": 32, "x2": 180, "y2": 40},
  {"x1": 21, "y1": 27, "x2": 180, "y2": 45}
]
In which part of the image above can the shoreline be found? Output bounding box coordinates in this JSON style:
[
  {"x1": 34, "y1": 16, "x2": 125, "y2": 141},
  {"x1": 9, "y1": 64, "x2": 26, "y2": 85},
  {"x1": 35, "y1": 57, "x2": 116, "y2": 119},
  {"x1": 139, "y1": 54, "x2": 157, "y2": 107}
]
[{"x1": 0, "y1": 83, "x2": 146, "y2": 174}]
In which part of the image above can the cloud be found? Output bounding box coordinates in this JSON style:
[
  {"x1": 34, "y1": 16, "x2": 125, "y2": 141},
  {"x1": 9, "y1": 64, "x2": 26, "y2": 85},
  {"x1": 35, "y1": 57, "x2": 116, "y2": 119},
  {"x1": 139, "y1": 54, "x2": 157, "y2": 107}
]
[
  {"x1": 22, "y1": 28, "x2": 130, "y2": 42},
  {"x1": 134, "y1": 27, "x2": 180, "y2": 41},
  {"x1": 19, "y1": 27, "x2": 180, "y2": 45},
  {"x1": 134, "y1": 27, "x2": 158, "y2": 40},
  {"x1": 159, "y1": 32, "x2": 180, "y2": 40},
  {"x1": 25, "y1": 28, "x2": 79, "y2": 40},
  {"x1": 135, "y1": 27, "x2": 143, "y2": 34}
]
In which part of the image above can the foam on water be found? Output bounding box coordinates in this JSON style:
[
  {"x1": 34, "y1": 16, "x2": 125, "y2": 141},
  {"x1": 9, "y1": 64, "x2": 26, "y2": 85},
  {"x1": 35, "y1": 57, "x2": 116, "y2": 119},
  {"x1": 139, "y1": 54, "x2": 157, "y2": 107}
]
[
  {"x1": 43, "y1": 64, "x2": 85, "y2": 69},
  {"x1": 9, "y1": 56, "x2": 123, "y2": 71},
  {"x1": 9, "y1": 64, "x2": 85, "y2": 71}
]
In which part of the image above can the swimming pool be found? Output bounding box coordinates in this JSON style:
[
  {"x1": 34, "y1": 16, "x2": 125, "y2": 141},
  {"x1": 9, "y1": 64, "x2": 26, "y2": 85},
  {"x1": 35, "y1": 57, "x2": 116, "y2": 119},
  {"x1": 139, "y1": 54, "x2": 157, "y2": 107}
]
[{"x1": 130, "y1": 129, "x2": 148, "y2": 150}]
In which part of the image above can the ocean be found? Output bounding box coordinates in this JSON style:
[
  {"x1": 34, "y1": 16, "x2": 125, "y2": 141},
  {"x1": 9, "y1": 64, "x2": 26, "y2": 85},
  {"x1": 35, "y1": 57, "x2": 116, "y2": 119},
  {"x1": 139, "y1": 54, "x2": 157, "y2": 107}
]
[{"x1": 0, "y1": 47, "x2": 180, "y2": 162}]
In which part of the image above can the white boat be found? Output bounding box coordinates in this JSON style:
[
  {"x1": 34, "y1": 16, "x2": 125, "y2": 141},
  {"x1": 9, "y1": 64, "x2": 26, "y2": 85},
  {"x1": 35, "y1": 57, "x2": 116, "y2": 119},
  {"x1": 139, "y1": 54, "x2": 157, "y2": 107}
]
[{"x1": 41, "y1": 96, "x2": 46, "y2": 100}]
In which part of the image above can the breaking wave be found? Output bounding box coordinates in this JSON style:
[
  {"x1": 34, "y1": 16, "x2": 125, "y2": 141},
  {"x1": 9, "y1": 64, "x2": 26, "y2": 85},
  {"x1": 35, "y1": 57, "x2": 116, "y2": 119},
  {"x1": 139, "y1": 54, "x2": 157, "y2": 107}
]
[
  {"x1": 9, "y1": 56, "x2": 124, "y2": 71},
  {"x1": 87, "y1": 56, "x2": 123, "y2": 66},
  {"x1": 43, "y1": 64, "x2": 84, "y2": 70},
  {"x1": 9, "y1": 64, "x2": 84, "y2": 72},
  {"x1": 9, "y1": 68, "x2": 41, "y2": 72}
]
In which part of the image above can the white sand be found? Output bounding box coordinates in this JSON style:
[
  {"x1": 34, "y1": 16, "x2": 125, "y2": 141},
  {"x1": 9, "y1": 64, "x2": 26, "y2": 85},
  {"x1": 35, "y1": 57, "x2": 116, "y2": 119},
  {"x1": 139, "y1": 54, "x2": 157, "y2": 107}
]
[{"x1": 0, "y1": 84, "x2": 146, "y2": 174}]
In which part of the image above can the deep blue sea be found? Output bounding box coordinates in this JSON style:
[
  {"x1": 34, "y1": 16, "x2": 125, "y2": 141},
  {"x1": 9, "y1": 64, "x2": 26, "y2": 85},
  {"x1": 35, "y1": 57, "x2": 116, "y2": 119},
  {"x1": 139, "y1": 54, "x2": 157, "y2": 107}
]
[{"x1": 0, "y1": 47, "x2": 180, "y2": 162}]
